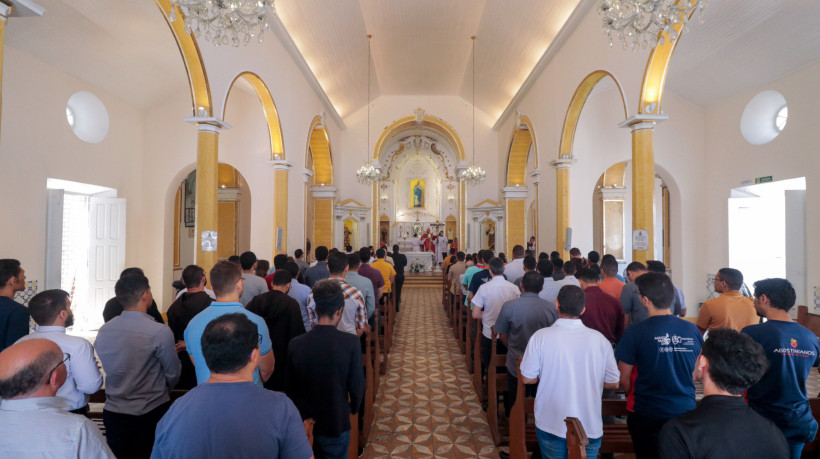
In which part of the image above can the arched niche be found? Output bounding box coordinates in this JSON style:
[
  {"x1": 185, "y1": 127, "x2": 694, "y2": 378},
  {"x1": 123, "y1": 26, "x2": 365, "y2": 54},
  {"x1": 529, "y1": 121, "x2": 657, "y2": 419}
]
[
  {"x1": 504, "y1": 114, "x2": 540, "y2": 252},
  {"x1": 305, "y1": 116, "x2": 335, "y2": 254},
  {"x1": 373, "y1": 111, "x2": 466, "y2": 248}
]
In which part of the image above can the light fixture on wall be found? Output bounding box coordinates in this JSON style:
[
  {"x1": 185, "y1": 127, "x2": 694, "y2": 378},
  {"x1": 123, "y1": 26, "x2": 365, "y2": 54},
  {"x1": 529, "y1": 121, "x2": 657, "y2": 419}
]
[
  {"x1": 461, "y1": 36, "x2": 486, "y2": 186},
  {"x1": 169, "y1": 0, "x2": 275, "y2": 47},
  {"x1": 597, "y1": 0, "x2": 705, "y2": 50},
  {"x1": 357, "y1": 34, "x2": 382, "y2": 185}
]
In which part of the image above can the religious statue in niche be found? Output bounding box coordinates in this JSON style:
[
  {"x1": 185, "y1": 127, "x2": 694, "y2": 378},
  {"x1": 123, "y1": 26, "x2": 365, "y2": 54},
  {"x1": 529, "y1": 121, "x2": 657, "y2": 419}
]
[
  {"x1": 486, "y1": 221, "x2": 496, "y2": 251},
  {"x1": 343, "y1": 223, "x2": 352, "y2": 250},
  {"x1": 411, "y1": 179, "x2": 425, "y2": 208}
]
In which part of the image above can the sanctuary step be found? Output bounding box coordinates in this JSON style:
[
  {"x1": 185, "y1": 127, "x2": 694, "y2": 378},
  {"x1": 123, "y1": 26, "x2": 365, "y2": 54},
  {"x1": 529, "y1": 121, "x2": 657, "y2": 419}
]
[{"x1": 402, "y1": 271, "x2": 444, "y2": 288}]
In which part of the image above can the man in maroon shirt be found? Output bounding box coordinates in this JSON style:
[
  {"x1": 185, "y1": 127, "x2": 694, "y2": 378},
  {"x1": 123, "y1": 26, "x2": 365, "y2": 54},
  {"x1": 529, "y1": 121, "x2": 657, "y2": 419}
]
[
  {"x1": 357, "y1": 247, "x2": 385, "y2": 301},
  {"x1": 577, "y1": 267, "x2": 624, "y2": 345}
]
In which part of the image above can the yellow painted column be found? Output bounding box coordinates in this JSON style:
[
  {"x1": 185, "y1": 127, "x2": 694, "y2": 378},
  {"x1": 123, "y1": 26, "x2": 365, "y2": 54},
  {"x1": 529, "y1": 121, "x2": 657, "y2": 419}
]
[
  {"x1": 551, "y1": 158, "x2": 575, "y2": 259},
  {"x1": 185, "y1": 118, "x2": 230, "y2": 278},
  {"x1": 503, "y1": 186, "x2": 528, "y2": 252},
  {"x1": 0, "y1": 5, "x2": 9, "y2": 141},
  {"x1": 620, "y1": 116, "x2": 665, "y2": 263},
  {"x1": 270, "y1": 161, "x2": 292, "y2": 256}
]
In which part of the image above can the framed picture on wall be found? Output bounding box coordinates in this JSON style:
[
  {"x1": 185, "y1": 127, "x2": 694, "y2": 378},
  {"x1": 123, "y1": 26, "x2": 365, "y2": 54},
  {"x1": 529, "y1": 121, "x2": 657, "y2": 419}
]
[{"x1": 184, "y1": 172, "x2": 196, "y2": 227}]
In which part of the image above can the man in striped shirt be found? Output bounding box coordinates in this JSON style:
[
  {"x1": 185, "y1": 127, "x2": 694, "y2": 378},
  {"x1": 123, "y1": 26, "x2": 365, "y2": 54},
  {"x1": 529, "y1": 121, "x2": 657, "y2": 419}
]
[{"x1": 306, "y1": 252, "x2": 367, "y2": 337}]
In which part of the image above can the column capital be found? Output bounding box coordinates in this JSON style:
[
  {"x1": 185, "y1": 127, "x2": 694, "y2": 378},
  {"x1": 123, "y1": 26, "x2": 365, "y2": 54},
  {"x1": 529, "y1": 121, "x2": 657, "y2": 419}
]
[
  {"x1": 529, "y1": 168, "x2": 542, "y2": 184},
  {"x1": 618, "y1": 114, "x2": 668, "y2": 132},
  {"x1": 502, "y1": 186, "x2": 529, "y2": 199},
  {"x1": 550, "y1": 158, "x2": 577, "y2": 169},
  {"x1": 310, "y1": 185, "x2": 338, "y2": 199},
  {"x1": 2, "y1": 0, "x2": 45, "y2": 17},
  {"x1": 599, "y1": 185, "x2": 627, "y2": 199},
  {"x1": 268, "y1": 159, "x2": 294, "y2": 171},
  {"x1": 184, "y1": 116, "x2": 232, "y2": 132},
  {"x1": 302, "y1": 168, "x2": 314, "y2": 184}
]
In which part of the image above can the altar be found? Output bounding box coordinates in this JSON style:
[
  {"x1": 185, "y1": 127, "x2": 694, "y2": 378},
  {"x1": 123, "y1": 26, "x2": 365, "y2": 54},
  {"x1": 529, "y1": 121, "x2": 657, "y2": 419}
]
[{"x1": 406, "y1": 252, "x2": 436, "y2": 272}]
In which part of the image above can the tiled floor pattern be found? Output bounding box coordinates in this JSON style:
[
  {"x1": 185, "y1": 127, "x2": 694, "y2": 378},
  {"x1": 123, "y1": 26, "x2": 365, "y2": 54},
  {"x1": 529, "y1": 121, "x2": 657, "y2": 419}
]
[{"x1": 362, "y1": 288, "x2": 498, "y2": 458}]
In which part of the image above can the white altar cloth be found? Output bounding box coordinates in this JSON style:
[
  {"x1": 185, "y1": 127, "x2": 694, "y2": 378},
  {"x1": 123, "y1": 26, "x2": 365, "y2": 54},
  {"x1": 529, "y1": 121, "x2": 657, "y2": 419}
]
[{"x1": 406, "y1": 252, "x2": 435, "y2": 272}]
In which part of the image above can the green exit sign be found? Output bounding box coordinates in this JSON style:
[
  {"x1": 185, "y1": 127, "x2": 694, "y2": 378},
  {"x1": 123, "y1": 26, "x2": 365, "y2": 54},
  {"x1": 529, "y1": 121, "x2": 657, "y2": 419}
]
[{"x1": 755, "y1": 176, "x2": 773, "y2": 184}]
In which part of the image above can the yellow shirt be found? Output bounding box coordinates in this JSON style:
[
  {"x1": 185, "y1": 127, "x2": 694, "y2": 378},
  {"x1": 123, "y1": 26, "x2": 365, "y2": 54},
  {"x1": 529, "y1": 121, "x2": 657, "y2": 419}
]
[
  {"x1": 696, "y1": 292, "x2": 758, "y2": 332},
  {"x1": 371, "y1": 259, "x2": 397, "y2": 293}
]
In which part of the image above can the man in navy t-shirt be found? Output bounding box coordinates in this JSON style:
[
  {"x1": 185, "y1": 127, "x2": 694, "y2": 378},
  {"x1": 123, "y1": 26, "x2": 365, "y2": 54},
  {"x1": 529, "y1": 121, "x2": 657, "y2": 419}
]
[
  {"x1": 614, "y1": 272, "x2": 702, "y2": 459},
  {"x1": 152, "y1": 313, "x2": 312, "y2": 459},
  {"x1": 742, "y1": 278, "x2": 820, "y2": 459}
]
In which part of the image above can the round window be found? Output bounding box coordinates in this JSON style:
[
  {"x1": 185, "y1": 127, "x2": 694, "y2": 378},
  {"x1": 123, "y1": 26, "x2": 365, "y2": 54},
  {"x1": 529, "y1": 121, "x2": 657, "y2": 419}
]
[
  {"x1": 66, "y1": 91, "x2": 109, "y2": 144},
  {"x1": 740, "y1": 90, "x2": 787, "y2": 145}
]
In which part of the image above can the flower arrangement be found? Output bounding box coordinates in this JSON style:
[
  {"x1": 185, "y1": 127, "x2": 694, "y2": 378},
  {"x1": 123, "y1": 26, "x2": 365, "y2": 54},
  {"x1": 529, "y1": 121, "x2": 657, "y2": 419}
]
[{"x1": 410, "y1": 261, "x2": 425, "y2": 273}]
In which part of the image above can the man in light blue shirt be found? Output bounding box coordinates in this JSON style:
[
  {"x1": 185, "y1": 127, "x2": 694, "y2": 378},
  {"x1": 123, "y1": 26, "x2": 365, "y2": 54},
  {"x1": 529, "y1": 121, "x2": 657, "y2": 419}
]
[
  {"x1": 344, "y1": 253, "x2": 376, "y2": 321},
  {"x1": 17, "y1": 289, "x2": 102, "y2": 414},
  {"x1": 285, "y1": 261, "x2": 312, "y2": 331},
  {"x1": 186, "y1": 261, "x2": 275, "y2": 386}
]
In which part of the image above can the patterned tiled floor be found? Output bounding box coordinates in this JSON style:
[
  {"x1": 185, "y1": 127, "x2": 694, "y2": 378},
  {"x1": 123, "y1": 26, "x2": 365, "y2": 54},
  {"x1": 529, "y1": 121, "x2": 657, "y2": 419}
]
[{"x1": 362, "y1": 288, "x2": 498, "y2": 458}]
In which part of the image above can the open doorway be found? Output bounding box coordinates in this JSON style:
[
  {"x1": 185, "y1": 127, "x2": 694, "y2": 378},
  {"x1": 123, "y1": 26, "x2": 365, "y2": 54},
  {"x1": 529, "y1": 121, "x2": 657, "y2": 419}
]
[{"x1": 728, "y1": 177, "x2": 806, "y2": 304}]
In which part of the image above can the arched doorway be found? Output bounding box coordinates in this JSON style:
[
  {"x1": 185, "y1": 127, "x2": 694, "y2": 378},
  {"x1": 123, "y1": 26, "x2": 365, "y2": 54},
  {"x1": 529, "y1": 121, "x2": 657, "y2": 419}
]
[
  {"x1": 504, "y1": 114, "x2": 539, "y2": 252},
  {"x1": 304, "y1": 116, "x2": 335, "y2": 257}
]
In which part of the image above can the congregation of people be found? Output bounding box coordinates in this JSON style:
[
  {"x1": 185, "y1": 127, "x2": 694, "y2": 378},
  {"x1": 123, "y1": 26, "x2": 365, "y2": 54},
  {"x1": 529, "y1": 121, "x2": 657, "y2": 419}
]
[{"x1": 0, "y1": 237, "x2": 818, "y2": 459}]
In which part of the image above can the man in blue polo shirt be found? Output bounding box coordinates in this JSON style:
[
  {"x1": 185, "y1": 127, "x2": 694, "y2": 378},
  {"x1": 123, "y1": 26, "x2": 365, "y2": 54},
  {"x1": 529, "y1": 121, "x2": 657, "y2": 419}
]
[
  {"x1": 742, "y1": 278, "x2": 820, "y2": 459},
  {"x1": 614, "y1": 272, "x2": 702, "y2": 459},
  {"x1": 185, "y1": 261, "x2": 275, "y2": 386}
]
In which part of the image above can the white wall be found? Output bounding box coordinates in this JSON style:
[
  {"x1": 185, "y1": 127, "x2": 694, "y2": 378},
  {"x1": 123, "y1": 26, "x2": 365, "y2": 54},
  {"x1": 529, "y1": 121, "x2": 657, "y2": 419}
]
[{"x1": 0, "y1": 46, "x2": 146, "y2": 291}]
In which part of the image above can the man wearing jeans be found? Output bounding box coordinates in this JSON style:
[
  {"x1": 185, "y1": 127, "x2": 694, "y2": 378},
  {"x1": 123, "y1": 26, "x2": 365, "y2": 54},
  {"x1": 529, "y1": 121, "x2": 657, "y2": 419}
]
[{"x1": 520, "y1": 285, "x2": 620, "y2": 458}]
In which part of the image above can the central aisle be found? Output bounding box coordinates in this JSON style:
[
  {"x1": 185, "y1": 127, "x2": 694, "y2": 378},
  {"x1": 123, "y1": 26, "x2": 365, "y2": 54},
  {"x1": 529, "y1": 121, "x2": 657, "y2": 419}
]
[{"x1": 362, "y1": 287, "x2": 498, "y2": 458}]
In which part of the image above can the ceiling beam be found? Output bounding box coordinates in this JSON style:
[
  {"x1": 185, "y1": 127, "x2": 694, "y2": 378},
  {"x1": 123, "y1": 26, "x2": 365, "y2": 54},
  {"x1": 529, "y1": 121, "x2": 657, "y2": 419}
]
[
  {"x1": 492, "y1": 0, "x2": 594, "y2": 131},
  {"x1": 270, "y1": 13, "x2": 346, "y2": 130}
]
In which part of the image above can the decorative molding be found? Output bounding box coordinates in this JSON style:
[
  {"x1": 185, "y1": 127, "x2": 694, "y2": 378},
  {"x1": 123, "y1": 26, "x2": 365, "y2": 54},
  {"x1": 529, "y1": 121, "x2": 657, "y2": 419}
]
[
  {"x1": 337, "y1": 198, "x2": 367, "y2": 207},
  {"x1": 184, "y1": 116, "x2": 231, "y2": 132},
  {"x1": 217, "y1": 187, "x2": 241, "y2": 201},
  {"x1": 310, "y1": 186, "x2": 338, "y2": 199},
  {"x1": 268, "y1": 159, "x2": 294, "y2": 171},
  {"x1": 473, "y1": 199, "x2": 503, "y2": 208},
  {"x1": 502, "y1": 187, "x2": 529, "y2": 199},
  {"x1": 302, "y1": 168, "x2": 314, "y2": 184},
  {"x1": 6, "y1": 0, "x2": 45, "y2": 17},
  {"x1": 550, "y1": 158, "x2": 577, "y2": 169},
  {"x1": 618, "y1": 114, "x2": 669, "y2": 131}
]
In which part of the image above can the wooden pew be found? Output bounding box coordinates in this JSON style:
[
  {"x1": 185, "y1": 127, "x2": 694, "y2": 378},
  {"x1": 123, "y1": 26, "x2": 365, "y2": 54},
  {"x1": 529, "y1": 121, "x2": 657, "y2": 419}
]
[
  {"x1": 348, "y1": 412, "x2": 358, "y2": 459},
  {"x1": 565, "y1": 417, "x2": 589, "y2": 459},
  {"x1": 487, "y1": 329, "x2": 508, "y2": 445},
  {"x1": 466, "y1": 305, "x2": 475, "y2": 373},
  {"x1": 796, "y1": 305, "x2": 820, "y2": 457},
  {"x1": 474, "y1": 317, "x2": 485, "y2": 403},
  {"x1": 508, "y1": 358, "x2": 537, "y2": 459},
  {"x1": 797, "y1": 305, "x2": 820, "y2": 333},
  {"x1": 599, "y1": 398, "x2": 633, "y2": 455},
  {"x1": 359, "y1": 327, "x2": 375, "y2": 449}
]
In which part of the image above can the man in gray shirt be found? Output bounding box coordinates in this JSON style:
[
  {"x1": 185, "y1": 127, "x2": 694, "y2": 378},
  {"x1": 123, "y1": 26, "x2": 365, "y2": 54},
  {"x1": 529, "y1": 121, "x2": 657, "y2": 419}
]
[
  {"x1": 620, "y1": 261, "x2": 649, "y2": 326},
  {"x1": 0, "y1": 339, "x2": 114, "y2": 458},
  {"x1": 494, "y1": 271, "x2": 558, "y2": 410},
  {"x1": 345, "y1": 253, "x2": 376, "y2": 322},
  {"x1": 95, "y1": 273, "x2": 180, "y2": 459},
  {"x1": 239, "y1": 251, "x2": 270, "y2": 306}
]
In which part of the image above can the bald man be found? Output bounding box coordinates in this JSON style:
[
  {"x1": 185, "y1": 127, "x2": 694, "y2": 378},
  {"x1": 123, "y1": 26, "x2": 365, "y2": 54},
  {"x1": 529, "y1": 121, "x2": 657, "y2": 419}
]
[{"x1": 0, "y1": 339, "x2": 114, "y2": 458}]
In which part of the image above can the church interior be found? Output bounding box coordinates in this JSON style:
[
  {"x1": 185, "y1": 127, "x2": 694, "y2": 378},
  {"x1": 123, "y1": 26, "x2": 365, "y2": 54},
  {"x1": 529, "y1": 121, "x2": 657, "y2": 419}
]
[{"x1": 1, "y1": 0, "x2": 820, "y2": 457}]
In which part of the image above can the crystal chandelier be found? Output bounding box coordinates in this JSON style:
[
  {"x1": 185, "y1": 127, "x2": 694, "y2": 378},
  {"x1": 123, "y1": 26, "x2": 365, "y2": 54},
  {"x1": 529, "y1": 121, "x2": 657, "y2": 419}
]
[
  {"x1": 356, "y1": 34, "x2": 381, "y2": 185},
  {"x1": 597, "y1": 0, "x2": 706, "y2": 51},
  {"x1": 462, "y1": 36, "x2": 486, "y2": 186},
  {"x1": 169, "y1": 0, "x2": 275, "y2": 47}
]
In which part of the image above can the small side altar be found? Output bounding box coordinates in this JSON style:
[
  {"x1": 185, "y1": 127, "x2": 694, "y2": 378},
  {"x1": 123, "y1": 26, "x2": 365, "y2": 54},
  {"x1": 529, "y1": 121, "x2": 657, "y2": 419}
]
[{"x1": 406, "y1": 252, "x2": 435, "y2": 272}]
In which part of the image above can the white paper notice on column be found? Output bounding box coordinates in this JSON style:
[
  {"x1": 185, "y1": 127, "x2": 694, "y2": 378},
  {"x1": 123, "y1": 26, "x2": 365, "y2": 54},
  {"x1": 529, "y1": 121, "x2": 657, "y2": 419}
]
[
  {"x1": 202, "y1": 231, "x2": 218, "y2": 252},
  {"x1": 632, "y1": 230, "x2": 649, "y2": 251}
]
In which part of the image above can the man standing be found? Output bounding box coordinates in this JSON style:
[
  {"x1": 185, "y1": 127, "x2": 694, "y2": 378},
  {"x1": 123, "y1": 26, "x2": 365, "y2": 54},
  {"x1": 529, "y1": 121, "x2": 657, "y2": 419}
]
[
  {"x1": 287, "y1": 279, "x2": 365, "y2": 459},
  {"x1": 166, "y1": 265, "x2": 213, "y2": 390},
  {"x1": 238, "y1": 251, "x2": 269, "y2": 306},
  {"x1": 0, "y1": 259, "x2": 29, "y2": 351},
  {"x1": 697, "y1": 267, "x2": 757, "y2": 333},
  {"x1": 512, "y1": 255, "x2": 536, "y2": 289},
  {"x1": 303, "y1": 246, "x2": 330, "y2": 288},
  {"x1": 345, "y1": 253, "x2": 376, "y2": 324},
  {"x1": 0, "y1": 339, "x2": 114, "y2": 458},
  {"x1": 387, "y1": 244, "x2": 407, "y2": 311},
  {"x1": 646, "y1": 261, "x2": 686, "y2": 317},
  {"x1": 447, "y1": 252, "x2": 467, "y2": 300},
  {"x1": 285, "y1": 261, "x2": 312, "y2": 331},
  {"x1": 467, "y1": 250, "x2": 496, "y2": 305},
  {"x1": 540, "y1": 260, "x2": 580, "y2": 303},
  {"x1": 503, "y1": 245, "x2": 527, "y2": 284},
  {"x1": 659, "y1": 328, "x2": 788, "y2": 458},
  {"x1": 294, "y1": 248, "x2": 309, "y2": 278},
  {"x1": 620, "y1": 262, "x2": 649, "y2": 326},
  {"x1": 599, "y1": 256, "x2": 626, "y2": 301},
  {"x1": 743, "y1": 278, "x2": 820, "y2": 459},
  {"x1": 152, "y1": 314, "x2": 313, "y2": 459},
  {"x1": 615, "y1": 272, "x2": 702, "y2": 459},
  {"x1": 520, "y1": 285, "x2": 619, "y2": 458},
  {"x1": 185, "y1": 261, "x2": 275, "y2": 387},
  {"x1": 472, "y1": 257, "x2": 520, "y2": 376},
  {"x1": 371, "y1": 248, "x2": 396, "y2": 305},
  {"x1": 95, "y1": 272, "x2": 181, "y2": 458},
  {"x1": 103, "y1": 267, "x2": 165, "y2": 324},
  {"x1": 17, "y1": 289, "x2": 102, "y2": 415},
  {"x1": 436, "y1": 231, "x2": 449, "y2": 265},
  {"x1": 494, "y1": 271, "x2": 557, "y2": 408},
  {"x1": 577, "y1": 267, "x2": 625, "y2": 345},
  {"x1": 246, "y1": 269, "x2": 306, "y2": 392},
  {"x1": 357, "y1": 247, "x2": 384, "y2": 302},
  {"x1": 307, "y1": 252, "x2": 367, "y2": 337}
]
